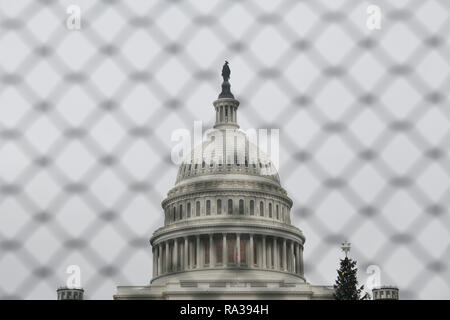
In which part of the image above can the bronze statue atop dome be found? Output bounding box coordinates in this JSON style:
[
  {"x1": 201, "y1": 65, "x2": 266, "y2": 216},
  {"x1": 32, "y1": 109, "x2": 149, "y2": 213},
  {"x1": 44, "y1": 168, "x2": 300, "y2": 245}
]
[
  {"x1": 222, "y1": 61, "x2": 230, "y2": 82},
  {"x1": 219, "y1": 61, "x2": 234, "y2": 99}
]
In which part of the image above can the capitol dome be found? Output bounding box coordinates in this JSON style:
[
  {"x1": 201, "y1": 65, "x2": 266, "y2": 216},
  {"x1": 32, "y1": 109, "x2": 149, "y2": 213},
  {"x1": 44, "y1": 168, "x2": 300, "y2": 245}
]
[
  {"x1": 114, "y1": 62, "x2": 333, "y2": 300},
  {"x1": 175, "y1": 129, "x2": 281, "y2": 185}
]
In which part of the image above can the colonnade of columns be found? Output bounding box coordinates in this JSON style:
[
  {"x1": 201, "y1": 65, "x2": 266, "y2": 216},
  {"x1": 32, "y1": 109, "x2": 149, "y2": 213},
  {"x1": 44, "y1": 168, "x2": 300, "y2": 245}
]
[
  {"x1": 215, "y1": 105, "x2": 237, "y2": 124},
  {"x1": 152, "y1": 233, "x2": 304, "y2": 278}
]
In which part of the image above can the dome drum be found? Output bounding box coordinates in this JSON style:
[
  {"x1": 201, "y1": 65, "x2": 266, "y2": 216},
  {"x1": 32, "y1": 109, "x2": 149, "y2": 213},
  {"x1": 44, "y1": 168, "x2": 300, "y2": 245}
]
[
  {"x1": 149, "y1": 230, "x2": 305, "y2": 283},
  {"x1": 161, "y1": 192, "x2": 293, "y2": 226}
]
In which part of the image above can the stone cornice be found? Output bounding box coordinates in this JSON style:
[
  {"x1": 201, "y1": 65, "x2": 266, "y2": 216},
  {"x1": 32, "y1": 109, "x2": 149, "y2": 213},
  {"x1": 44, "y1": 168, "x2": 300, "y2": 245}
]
[
  {"x1": 162, "y1": 180, "x2": 292, "y2": 208},
  {"x1": 150, "y1": 267, "x2": 306, "y2": 283},
  {"x1": 150, "y1": 220, "x2": 305, "y2": 245},
  {"x1": 174, "y1": 173, "x2": 282, "y2": 191}
]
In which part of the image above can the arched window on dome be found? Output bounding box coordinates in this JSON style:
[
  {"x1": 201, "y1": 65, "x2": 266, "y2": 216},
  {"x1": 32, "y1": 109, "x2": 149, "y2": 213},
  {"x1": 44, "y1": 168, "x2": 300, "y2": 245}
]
[
  {"x1": 187, "y1": 202, "x2": 191, "y2": 218},
  {"x1": 196, "y1": 201, "x2": 201, "y2": 216},
  {"x1": 179, "y1": 204, "x2": 183, "y2": 220},
  {"x1": 250, "y1": 200, "x2": 254, "y2": 215},
  {"x1": 206, "y1": 200, "x2": 211, "y2": 215},
  {"x1": 217, "y1": 199, "x2": 222, "y2": 214},
  {"x1": 239, "y1": 199, "x2": 244, "y2": 215},
  {"x1": 260, "y1": 202, "x2": 264, "y2": 216},
  {"x1": 173, "y1": 207, "x2": 176, "y2": 221},
  {"x1": 269, "y1": 203, "x2": 272, "y2": 218},
  {"x1": 228, "y1": 199, "x2": 233, "y2": 214},
  {"x1": 202, "y1": 160, "x2": 205, "y2": 168},
  {"x1": 276, "y1": 204, "x2": 279, "y2": 220}
]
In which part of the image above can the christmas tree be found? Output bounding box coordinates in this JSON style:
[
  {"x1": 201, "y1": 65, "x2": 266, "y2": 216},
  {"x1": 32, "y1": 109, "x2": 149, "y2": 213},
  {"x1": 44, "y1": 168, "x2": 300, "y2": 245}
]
[{"x1": 334, "y1": 241, "x2": 367, "y2": 300}]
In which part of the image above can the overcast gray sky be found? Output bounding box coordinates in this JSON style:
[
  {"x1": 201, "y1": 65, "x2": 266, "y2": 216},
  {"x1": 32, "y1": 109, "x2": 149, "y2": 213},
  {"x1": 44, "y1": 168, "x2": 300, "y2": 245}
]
[{"x1": 0, "y1": 0, "x2": 449, "y2": 299}]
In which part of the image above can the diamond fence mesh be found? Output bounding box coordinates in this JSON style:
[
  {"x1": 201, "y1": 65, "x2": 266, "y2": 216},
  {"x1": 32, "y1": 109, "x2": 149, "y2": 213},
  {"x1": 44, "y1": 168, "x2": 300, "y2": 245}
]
[{"x1": 0, "y1": 0, "x2": 449, "y2": 299}]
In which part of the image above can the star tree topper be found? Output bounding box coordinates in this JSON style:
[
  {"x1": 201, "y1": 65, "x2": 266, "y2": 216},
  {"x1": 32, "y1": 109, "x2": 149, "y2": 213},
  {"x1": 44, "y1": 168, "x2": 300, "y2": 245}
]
[{"x1": 341, "y1": 240, "x2": 351, "y2": 257}]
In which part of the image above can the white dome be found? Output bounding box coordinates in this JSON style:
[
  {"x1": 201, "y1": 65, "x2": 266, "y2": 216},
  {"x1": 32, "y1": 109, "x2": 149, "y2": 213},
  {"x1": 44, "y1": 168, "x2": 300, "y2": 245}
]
[{"x1": 175, "y1": 129, "x2": 280, "y2": 185}]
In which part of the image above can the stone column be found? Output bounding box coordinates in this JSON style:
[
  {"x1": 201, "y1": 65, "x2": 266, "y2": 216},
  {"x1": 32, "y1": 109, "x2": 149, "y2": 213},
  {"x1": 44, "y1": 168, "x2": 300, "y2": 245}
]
[
  {"x1": 174, "y1": 238, "x2": 178, "y2": 271},
  {"x1": 190, "y1": 239, "x2": 194, "y2": 269},
  {"x1": 236, "y1": 233, "x2": 241, "y2": 265},
  {"x1": 182, "y1": 241, "x2": 185, "y2": 269},
  {"x1": 282, "y1": 239, "x2": 287, "y2": 271},
  {"x1": 209, "y1": 234, "x2": 214, "y2": 267},
  {"x1": 184, "y1": 237, "x2": 188, "y2": 270},
  {"x1": 262, "y1": 236, "x2": 266, "y2": 269},
  {"x1": 258, "y1": 238, "x2": 262, "y2": 267},
  {"x1": 152, "y1": 247, "x2": 156, "y2": 277},
  {"x1": 222, "y1": 233, "x2": 227, "y2": 266},
  {"x1": 196, "y1": 235, "x2": 201, "y2": 268},
  {"x1": 277, "y1": 240, "x2": 280, "y2": 269},
  {"x1": 295, "y1": 243, "x2": 300, "y2": 275},
  {"x1": 299, "y1": 245, "x2": 304, "y2": 276},
  {"x1": 290, "y1": 241, "x2": 295, "y2": 273},
  {"x1": 273, "y1": 237, "x2": 279, "y2": 270},
  {"x1": 249, "y1": 234, "x2": 254, "y2": 268},
  {"x1": 165, "y1": 241, "x2": 170, "y2": 273},
  {"x1": 158, "y1": 244, "x2": 163, "y2": 275}
]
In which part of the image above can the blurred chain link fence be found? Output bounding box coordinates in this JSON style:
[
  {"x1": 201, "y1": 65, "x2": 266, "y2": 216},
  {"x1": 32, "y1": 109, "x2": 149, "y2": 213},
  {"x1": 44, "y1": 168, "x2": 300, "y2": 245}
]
[{"x1": 0, "y1": 0, "x2": 449, "y2": 299}]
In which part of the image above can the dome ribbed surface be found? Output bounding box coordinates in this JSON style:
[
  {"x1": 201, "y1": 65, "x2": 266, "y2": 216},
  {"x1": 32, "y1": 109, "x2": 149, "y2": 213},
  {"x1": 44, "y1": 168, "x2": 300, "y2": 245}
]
[{"x1": 176, "y1": 129, "x2": 280, "y2": 185}]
